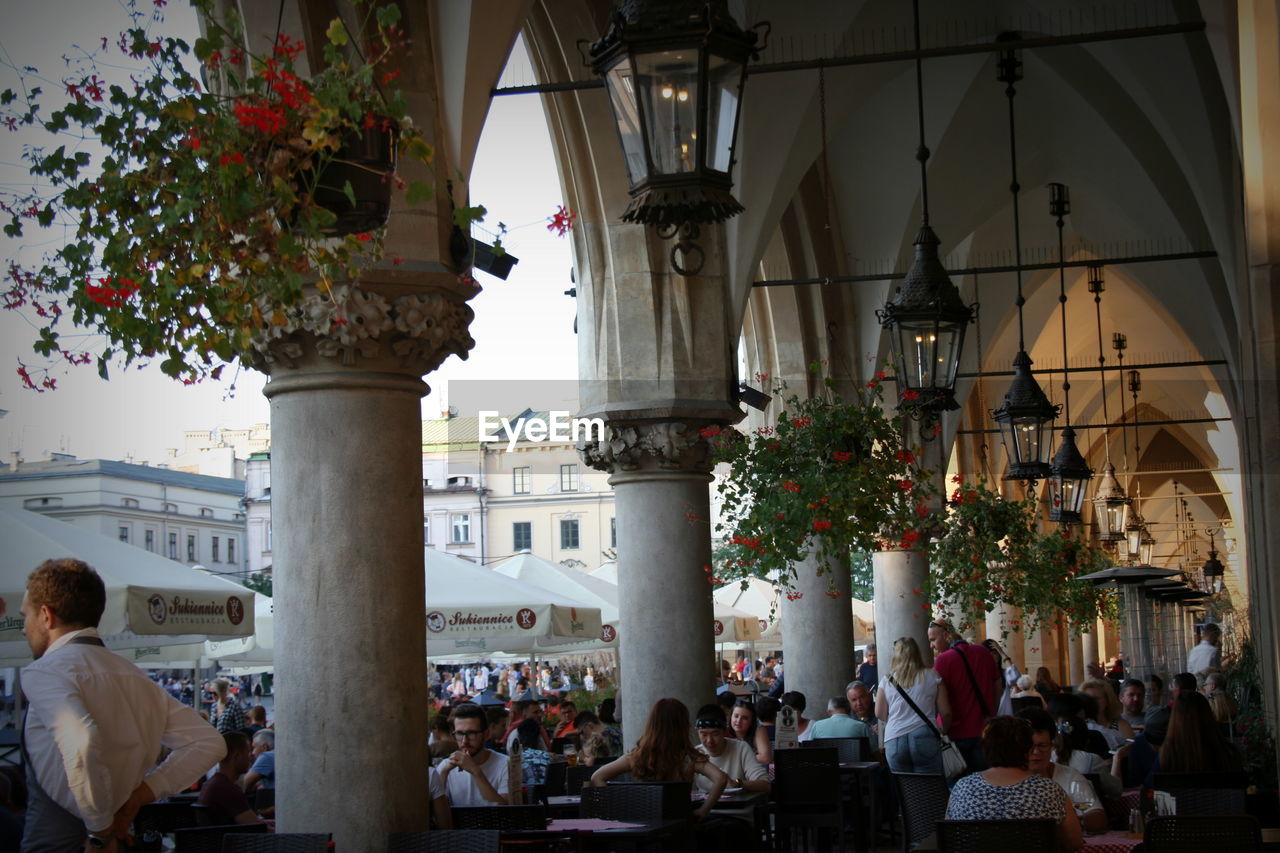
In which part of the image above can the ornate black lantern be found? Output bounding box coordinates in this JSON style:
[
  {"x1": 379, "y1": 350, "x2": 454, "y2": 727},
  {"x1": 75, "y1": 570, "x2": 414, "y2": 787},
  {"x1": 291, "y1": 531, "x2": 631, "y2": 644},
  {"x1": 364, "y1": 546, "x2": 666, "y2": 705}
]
[
  {"x1": 991, "y1": 351, "x2": 1060, "y2": 481},
  {"x1": 1091, "y1": 463, "x2": 1130, "y2": 543},
  {"x1": 1048, "y1": 426, "x2": 1093, "y2": 524},
  {"x1": 878, "y1": 225, "x2": 975, "y2": 414},
  {"x1": 590, "y1": 0, "x2": 765, "y2": 274},
  {"x1": 1202, "y1": 527, "x2": 1224, "y2": 582}
]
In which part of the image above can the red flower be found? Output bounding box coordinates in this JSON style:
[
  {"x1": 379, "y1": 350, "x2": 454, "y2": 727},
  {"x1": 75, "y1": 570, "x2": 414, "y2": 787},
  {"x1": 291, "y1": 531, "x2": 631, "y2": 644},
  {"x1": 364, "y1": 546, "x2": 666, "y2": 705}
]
[
  {"x1": 547, "y1": 205, "x2": 577, "y2": 236},
  {"x1": 876, "y1": 371, "x2": 886, "y2": 380},
  {"x1": 699, "y1": 425, "x2": 722, "y2": 438},
  {"x1": 782, "y1": 481, "x2": 801, "y2": 493},
  {"x1": 902, "y1": 389, "x2": 921, "y2": 401},
  {"x1": 833, "y1": 450, "x2": 852, "y2": 462},
  {"x1": 791, "y1": 416, "x2": 812, "y2": 428},
  {"x1": 356, "y1": 233, "x2": 372, "y2": 242},
  {"x1": 812, "y1": 520, "x2": 832, "y2": 532},
  {"x1": 755, "y1": 372, "x2": 770, "y2": 382},
  {"x1": 896, "y1": 449, "x2": 916, "y2": 464},
  {"x1": 898, "y1": 480, "x2": 914, "y2": 491}
]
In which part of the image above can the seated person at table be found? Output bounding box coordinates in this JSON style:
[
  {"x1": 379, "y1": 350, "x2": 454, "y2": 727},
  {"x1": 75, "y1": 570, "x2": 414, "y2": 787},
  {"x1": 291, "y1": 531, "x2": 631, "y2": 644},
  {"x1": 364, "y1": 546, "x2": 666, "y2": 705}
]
[
  {"x1": 198, "y1": 732, "x2": 265, "y2": 825},
  {"x1": 429, "y1": 765, "x2": 452, "y2": 829},
  {"x1": 429, "y1": 710, "x2": 457, "y2": 762},
  {"x1": 242, "y1": 729, "x2": 276, "y2": 814},
  {"x1": 808, "y1": 695, "x2": 873, "y2": 742},
  {"x1": 573, "y1": 710, "x2": 621, "y2": 760},
  {"x1": 780, "y1": 691, "x2": 814, "y2": 742},
  {"x1": 1048, "y1": 693, "x2": 1111, "y2": 761},
  {"x1": 1020, "y1": 708, "x2": 1109, "y2": 832},
  {"x1": 553, "y1": 700, "x2": 579, "y2": 738},
  {"x1": 441, "y1": 703, "x2": 512, "y2": 806},
  {"x1": 588, "y1": 697, "x2": 727, "y2": 821},
  {"x1": 484, "y1": 706, "x2": 510, "y2": 754},
  {"x1": 1139, "y1": 691, "x2": 1243, "y2": 788},
  {"x1": 729, "y1": 698, "x2": 773, "y2": 765},
  {"x1": 514, "y1": 718, "x2": 564, "y2": 789},
  {"x1": 846, "y1": 681, "x2": 880, "y2": 750},
  {"x1": 505, "y1": 700, "x2": 552, "y2": 752},
  {"x1": 945, "y1": 716, "x2": 1083, "y2": 852},
  {"x1": 1080, "y1": 678, "x2": 1135, "y2": 749},
  {"x1": 693, "y1": 705, "x2": 771, "y2": 795}
]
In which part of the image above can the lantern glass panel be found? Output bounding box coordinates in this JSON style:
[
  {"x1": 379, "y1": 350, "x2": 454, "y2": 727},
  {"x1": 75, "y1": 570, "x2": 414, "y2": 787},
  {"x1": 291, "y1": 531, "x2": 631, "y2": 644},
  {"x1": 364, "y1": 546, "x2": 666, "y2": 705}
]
[
  {"x1": 605, "y1": 62, "x2": 647, "y2": 185},
  {"x1": 1102, "y1": 502, "x2": 1128, "y2": 539},
  {"x1": 1140, "y1": 537, "x2": 1155, "y2": 566},
  {"x1": 1010, "y1": 417, "x2": 1047, "y2": 467},
  {"x1": 635, "y1": 51, "x2": 698, "y2": 176},
  {"x1": 705, "y1": 54, "x2": 741, "y2": 172},
  {"x1": 1127, "y1": 524, "x2": 1142, "y2": 559}
]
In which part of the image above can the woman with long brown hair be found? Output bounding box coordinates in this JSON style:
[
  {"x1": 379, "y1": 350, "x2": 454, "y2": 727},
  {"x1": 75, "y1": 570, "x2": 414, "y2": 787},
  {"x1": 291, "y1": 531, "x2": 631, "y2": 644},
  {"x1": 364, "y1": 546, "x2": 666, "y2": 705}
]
[
  {"x1": 1156, "y1": 692, "x2": 1243, "y2": 777},
  {"x1": 588, "y1": 697, "x2": 728, "y2": 819}
]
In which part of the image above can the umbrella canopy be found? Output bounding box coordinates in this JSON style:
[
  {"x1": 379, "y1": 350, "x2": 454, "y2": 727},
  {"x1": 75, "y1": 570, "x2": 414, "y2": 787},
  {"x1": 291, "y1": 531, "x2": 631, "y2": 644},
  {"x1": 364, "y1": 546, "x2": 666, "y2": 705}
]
[
  {"x1": 0, "y1": 505, "x2": 255, "y2": 666},
  {"x1": 424, "y1": 548, "x2": 602, "y2": 655}
]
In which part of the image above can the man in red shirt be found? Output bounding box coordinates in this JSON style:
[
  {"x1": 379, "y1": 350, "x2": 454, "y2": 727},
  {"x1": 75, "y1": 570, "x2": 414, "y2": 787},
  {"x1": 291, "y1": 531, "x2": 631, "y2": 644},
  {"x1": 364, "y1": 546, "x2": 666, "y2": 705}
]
[{"x1": 928, "y1": 620, "x2": 999, "y2": 771}]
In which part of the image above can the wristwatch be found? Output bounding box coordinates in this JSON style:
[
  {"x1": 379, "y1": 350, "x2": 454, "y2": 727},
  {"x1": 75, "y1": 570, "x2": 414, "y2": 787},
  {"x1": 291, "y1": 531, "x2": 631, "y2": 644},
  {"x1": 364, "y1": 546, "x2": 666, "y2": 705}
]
[{"x1": 87, "y1": 832, "x2": 114, "y2": 848}]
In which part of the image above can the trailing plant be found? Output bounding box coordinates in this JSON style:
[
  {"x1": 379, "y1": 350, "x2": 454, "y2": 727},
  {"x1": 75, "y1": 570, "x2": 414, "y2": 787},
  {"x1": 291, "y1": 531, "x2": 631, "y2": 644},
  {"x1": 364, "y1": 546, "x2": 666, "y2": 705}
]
[
  {"x1": 712, "y1": 367, "x2": 939, "y2": 595},
  {"x1": 1224, "y1": 637, "x2": 1278, "y2": 789},
  {"x1": 1, "y1": 0, "x2": 481, "y2": 386}
]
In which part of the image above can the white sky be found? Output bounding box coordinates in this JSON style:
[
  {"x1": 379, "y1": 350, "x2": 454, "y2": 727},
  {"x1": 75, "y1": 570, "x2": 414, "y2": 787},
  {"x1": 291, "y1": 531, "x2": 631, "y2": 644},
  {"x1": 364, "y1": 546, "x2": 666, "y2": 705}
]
[{"x1": 0, "y1": 2, "x2": 576, "y2": 463}]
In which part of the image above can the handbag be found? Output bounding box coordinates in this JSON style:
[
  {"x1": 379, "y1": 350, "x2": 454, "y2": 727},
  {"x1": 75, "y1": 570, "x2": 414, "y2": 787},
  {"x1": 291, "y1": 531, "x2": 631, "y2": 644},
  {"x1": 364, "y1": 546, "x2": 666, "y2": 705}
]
[{"x1": 888, "y1": 674, "x2": 968, "y2": 780}]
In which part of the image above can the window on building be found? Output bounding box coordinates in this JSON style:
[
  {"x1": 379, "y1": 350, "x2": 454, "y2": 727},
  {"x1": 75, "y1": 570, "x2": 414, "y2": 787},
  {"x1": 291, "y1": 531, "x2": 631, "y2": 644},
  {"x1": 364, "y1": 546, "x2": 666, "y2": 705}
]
[
  {"x1": 560, "y1": 519, "x2": 580, "y2": 550},
  {"x1": 164, "y1": 503, "x2": 177, "y2": 513},
  {"x1": 423, "y1": 521, "x2": 431, "y2": 545},
  {"x1": 451, "y1": 514, "x2": 471, "y2": 543},
  {"x1": 560, "y1": 464, "x2": 579, "y2": 492},
  {"x1": 145, "y1": 530, "x2": 155, "y2": 552},
  {"x1": 513, "y1": 466, "x2": 531, "y2": 494},
  {"x1": 121, "y1": 498, "x2": 139, "y2": 508},
  {"x1": 199, "y1": 508, "x2": 213, "y2": 518},
  {"x1": 611, "y1": 517, "x2": 617, "y2": 549},
  {"x1": 227, "y1": 538, "x2": 236, "y2": 563},
  {"x1": 211, "y1": 537, "x2": 220, "y2": 562},
  {"x1": 514, "y1": 522, "x2": 532, "y2": 552},
  {"x1": 118, "y1": 526, "x2": 130, "y2": 543},
  {"x1": 187, "y1": 534, "x2": 197, "y2": 562},
  {"x1": 168, "y1": 532, "x2": 178, "y2": 560}
]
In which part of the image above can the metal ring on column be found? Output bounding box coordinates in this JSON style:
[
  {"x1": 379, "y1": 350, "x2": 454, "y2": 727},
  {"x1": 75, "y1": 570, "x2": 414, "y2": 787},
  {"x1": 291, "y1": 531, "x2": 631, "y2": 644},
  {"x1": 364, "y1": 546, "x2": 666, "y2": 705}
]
[{"x1": 669, "y1": 222, "x2": 705, "y2": 276}]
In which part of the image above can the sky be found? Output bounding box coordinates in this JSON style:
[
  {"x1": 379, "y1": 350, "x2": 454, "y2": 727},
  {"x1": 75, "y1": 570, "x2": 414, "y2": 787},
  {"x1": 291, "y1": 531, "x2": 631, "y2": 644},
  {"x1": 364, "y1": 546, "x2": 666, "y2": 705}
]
[{"x1": 0, "y1": 1, "x2": 577, "y2": 464}]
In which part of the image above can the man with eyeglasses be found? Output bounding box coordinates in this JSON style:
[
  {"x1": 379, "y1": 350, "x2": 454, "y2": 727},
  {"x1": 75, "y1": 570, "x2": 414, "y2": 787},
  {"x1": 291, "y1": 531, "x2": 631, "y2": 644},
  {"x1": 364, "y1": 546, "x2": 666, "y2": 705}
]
[{"x1": 440, "y1": 703, "x2": 512, "y2": 806}]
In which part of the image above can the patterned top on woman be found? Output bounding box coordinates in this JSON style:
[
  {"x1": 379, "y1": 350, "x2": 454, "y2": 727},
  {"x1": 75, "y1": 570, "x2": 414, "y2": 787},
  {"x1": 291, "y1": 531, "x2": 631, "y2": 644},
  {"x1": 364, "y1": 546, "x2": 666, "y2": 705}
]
[{"x1": 945, "y1": 773, "x2": 1067, "y2": 822}]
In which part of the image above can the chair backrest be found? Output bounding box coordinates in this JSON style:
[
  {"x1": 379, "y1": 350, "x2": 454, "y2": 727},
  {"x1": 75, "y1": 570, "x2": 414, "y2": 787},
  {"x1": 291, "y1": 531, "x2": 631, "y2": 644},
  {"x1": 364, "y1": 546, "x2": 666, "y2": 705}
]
[
  {"x1": 1010, "y1": 696, "x2": 1044, "y2": 714},
  {"x1": 774, "y1": 746, "x2": 841, "y2": 807},
  {"x1": 1164, "y1": 787, "x2": 1248, "y2": 815},
  {"x1": 172, "y1": 823, "x2": 269, "y2": 853},
  {"x1": 1144, "y1": 814, "x2": 1263, "y2": 852},
  {"x1": 451, "y1": 804, "x2": 548, "y2": 831},
  {"x1": 252, "y1": 788, "x2": 275, "y2": 811},
  {"x1": 579, "y1": 783, "x2": 673, "y2": 822},
  {"x1": 543, "y1": 761, "x2": 568, "y2": 797},
  {"x1": 135, "y1": 801, "x2": 202, "y2": 835},
  {"x1": 935, "y1": 819, "x2": 1057, "y2": 853},
  {"x1": 804, "y1": 737, "x2": 866, "y2": 763},
  {"x1": 1153, "y1": 771, "x2": 1250, "y2": 790},
  {"x1": 607, "y1": 781, "x2": 694, "y2": 819},
  {"x1": 387, "y1": 830, "x2": 502, "y2": 853},
  {"x1": 221, "y1": 833, "x2": 331, "y2": 853},
  {"x1": 565, "y1": 764, "x2": 595, "y2": 794},
  {"x1": 892, "y1": 772, "x2": 951, "y2": 850}
]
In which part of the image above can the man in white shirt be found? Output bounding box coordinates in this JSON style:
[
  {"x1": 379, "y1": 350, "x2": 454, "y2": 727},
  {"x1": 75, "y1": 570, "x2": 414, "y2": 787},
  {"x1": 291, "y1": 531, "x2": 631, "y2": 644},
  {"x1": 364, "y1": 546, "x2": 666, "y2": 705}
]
[
  {"x1": 1186, "y1": 622, "x2": 1222, "y2": 676},
  {"x1": 440, "y1": 703, "x2": 511, "y2": 807},
  {"x1": 20, "y1": 558, "x2": 225, "y2": 853},
  {"x1": 693, "y1": 705, "x2": 770, "y2": 794}
]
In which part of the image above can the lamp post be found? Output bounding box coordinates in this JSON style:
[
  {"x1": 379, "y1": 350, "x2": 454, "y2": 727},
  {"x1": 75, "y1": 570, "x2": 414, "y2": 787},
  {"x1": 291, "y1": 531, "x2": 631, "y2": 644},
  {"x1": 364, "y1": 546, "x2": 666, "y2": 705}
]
[
  {"x1": 589, "y1": 0, "x2": 766, "y2": 275},
  {"x1": 1087, "y1": 265, "x2": 1129, "y2": 544}
]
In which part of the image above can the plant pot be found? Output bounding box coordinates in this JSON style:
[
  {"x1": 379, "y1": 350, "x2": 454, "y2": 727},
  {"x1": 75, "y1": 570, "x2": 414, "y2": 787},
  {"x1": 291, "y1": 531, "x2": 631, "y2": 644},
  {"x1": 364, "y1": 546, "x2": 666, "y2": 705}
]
[
  {"x1": 470, "y1": 238, "x2": 519, "y2": 280},
  {"x1": 309, "y1": 124, "x2": 397, "y2": 236}
]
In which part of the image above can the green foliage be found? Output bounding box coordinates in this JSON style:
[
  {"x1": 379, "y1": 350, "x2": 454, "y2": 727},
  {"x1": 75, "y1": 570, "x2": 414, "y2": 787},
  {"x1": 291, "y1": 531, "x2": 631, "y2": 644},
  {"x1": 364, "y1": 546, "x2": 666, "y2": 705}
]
[
  {"x1": 1, "y1": 1, "x2": 477, "y2": 385},
  {"x1": 1224, "y1": 638, "x2": 1278, "y2": 789},
  {"x1": 712, "y1": 369, "x2": 937, "y2": 594},
  {"x1": 241, "y1": 572, "x2": 273, "y2": 597}
]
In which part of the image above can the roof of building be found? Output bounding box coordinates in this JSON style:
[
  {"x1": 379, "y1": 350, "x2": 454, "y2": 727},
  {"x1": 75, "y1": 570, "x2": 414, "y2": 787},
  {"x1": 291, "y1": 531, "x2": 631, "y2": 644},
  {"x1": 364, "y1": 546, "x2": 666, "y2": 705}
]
[{"x1": 0, "y1": 458, "x2": 244, "y2": 496}]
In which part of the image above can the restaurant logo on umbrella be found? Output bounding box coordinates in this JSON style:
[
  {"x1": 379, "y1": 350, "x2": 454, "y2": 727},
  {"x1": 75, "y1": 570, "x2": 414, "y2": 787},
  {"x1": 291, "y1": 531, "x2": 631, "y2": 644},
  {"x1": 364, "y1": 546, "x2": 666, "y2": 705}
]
[
  {"x1": 148, "y1": 594, "x2": 167, "y2": 625},
  {"x1": 517, "y1": 608, "x2": 537, "y2": 629},
  {"x1": 426, "y1": 611, "x2": 446, "y2": 633},
  {"x1": 713, "y1": 619, "x2": 724, "y2": 636},
  {"x1": 227, "y1": 596, "x2": 246, "y2": 626},
  {"x1": 601, "y1": 624, "x2": 617, "y2": 643}
]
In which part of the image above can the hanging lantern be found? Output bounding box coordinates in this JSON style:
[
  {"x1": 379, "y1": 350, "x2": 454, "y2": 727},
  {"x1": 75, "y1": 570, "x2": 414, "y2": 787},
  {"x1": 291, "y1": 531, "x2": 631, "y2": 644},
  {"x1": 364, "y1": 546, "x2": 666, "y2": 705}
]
[
  {"x1": 589, "y1": 0, "x2": 763, "y2": 229},
  {"x1": 1048, "y1": 426, "x2": 1093, "y2": 524},
  {"x1": 877, "y1": 224, "x2": 975, "y2": 412},
  {"x1": 991, "y1": 350, "x2": 1060, "y2": 481},
  {"x1": 1091, "y1": 463, "x2": 1130, "y2": 543}
]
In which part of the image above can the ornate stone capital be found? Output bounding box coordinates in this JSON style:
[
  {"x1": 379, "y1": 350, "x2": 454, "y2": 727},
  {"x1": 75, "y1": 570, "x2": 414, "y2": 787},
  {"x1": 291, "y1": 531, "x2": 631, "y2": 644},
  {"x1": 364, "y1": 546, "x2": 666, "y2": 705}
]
[
  {"x1": 249, "y1": 284, "x2": 475, "y2": 374},
  {"x1": 578, "y1": 420, "x2": 723, "y2": 475}
]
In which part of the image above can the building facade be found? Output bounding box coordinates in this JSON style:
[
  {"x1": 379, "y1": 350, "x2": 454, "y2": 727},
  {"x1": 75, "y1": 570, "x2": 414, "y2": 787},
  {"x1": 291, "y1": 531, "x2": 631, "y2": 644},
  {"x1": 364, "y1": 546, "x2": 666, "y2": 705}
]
[{"x1": 0, "y1": 456, "x2": 246, "y2": 579}]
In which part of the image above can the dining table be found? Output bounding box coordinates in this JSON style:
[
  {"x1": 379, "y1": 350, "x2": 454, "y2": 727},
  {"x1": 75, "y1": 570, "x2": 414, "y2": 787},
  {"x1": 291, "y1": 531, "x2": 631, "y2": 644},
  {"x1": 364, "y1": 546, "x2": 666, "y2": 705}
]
[{"x1": 1083, "y1": 829, "x2": 1145, "y2": 853}]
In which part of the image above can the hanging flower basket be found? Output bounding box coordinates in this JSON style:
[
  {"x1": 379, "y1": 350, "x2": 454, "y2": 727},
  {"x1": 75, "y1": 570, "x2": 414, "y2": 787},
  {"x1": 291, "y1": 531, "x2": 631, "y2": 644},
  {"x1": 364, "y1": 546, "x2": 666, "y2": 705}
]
[{"x1": 306, "y1": 123, "x2": 398, "y2": 236}]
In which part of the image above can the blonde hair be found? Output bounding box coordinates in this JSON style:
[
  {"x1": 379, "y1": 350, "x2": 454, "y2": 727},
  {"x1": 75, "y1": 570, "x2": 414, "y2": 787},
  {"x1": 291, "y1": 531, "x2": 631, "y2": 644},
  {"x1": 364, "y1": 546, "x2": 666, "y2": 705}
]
[
  {"x1": 1080, "y1": 678, "x2": 1123, "y2": 723},
  {"x1": 891, "y1": 637, "x2": 928, "y2": 688}
]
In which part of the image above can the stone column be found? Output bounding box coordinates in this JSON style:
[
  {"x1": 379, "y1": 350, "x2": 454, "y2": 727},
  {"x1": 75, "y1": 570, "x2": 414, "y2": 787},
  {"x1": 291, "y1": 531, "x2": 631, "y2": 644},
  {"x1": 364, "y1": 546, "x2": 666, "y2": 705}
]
[
  {"x1": 1067, "y1": 630, "x2": 1084, "y2": 687},
  {"x1": 258, "y1": 278, "x2": 476, "y2": 848},
  {"x1": 872, "y1": 549, "x2": 931, "y2": 662},
  {"x1": 780, "y1": 546, "x2": 854, "y2": 709},
  {"x1": 1081, "y1": 629, "x2": 1098, "y2": 677},
  {"x1": 582, "y1": 422, "x2": 721, "y2": 745}
]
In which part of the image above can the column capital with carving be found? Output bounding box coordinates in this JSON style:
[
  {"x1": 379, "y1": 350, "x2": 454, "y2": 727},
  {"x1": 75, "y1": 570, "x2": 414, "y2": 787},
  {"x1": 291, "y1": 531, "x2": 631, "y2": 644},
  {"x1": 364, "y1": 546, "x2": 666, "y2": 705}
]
[{"x1": 579, "y1": 419, "x2": 730, "y2": 476}]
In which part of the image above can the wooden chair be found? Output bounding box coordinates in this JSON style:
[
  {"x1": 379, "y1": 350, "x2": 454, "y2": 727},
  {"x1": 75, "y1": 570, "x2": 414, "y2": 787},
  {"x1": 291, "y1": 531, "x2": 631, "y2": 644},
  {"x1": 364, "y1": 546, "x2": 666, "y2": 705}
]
[
  {"x1": 773, "y1": 746, "x2": 844, "y2": 853},
  {"x1": 172, "y1": 823, "x2": 268, "y2": 853},
  {"x1": 1144, "y1": 814, "x2": 1263, "y2": 852},
  {"x1": 387, "y1": 830, "x2": 501, "y2": 853},
  {"x1": 220, "y1": 834, "x2": 331, "y2": 853},
  {"x1": 935, "y1": 818, "x2": 1056, "y2": 853},
  {"x1": 891, "y1": 771, "x2": 950, "y2": 853},
  {"x1": 451, "y1": 804, "x2": 548, "y2": 831}
]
